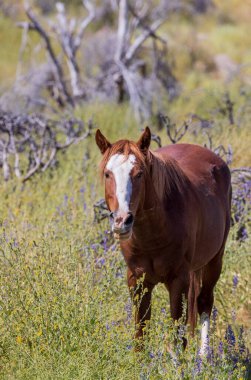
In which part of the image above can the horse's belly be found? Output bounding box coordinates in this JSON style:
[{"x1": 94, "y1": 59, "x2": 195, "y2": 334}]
[{"x1": 192, "y1": 202, "x2": 228, "y2": 269}]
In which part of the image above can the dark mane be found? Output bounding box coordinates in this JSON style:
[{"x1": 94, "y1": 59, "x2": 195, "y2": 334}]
[{"x1": 149, "y1": 150, "x2": 188, "y2": 201}]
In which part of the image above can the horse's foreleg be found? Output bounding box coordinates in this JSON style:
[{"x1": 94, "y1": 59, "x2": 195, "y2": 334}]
[
  {"x1": 165, "y1": 273, "x2": 189, "y2": 349},
  {"x1": 127, "y1": 269, "x2": 154, "y2": 344}
]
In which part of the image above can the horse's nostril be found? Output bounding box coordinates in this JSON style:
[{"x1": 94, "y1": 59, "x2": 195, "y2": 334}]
[
  {"x1": 110, "y1": 212, "x2": 114, "y2": 219},
  {"x1": 125, "y1": 213, "x2": 134, "y2": 226}
]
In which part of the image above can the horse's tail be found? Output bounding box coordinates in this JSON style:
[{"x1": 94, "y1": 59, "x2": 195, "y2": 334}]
[{"x1": 188, "y1": 270, "x2": 201, "y2": 335}]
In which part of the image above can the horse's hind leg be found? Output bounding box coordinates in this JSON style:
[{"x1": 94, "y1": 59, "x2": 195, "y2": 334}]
[{"x1": 197, "y1": 249, "x2": 224, "y2": 355}]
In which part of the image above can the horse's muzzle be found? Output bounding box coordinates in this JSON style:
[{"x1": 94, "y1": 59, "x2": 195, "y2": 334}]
[{"x1": 111, "y1": 212, "x2": 134, "y2": 240}]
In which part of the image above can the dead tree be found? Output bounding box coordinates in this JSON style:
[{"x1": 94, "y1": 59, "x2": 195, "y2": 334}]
[
  {"x1": 15, "y1": 1, "x2": 181, "y2": 120},
  {"x1": 18, "y1": 1, "x2": 95, "y2": 108},
  {"x1": 0, "y1": 110, "x2": 93, "y2": 182},
  {"x1": 112, "y1": 0, "x2": 173, "y2": 121}
]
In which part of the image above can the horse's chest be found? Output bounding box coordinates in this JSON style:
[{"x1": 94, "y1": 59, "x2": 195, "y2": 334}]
[{"x1": 125, "y1": 250, "x2": 180, "y2": 284}]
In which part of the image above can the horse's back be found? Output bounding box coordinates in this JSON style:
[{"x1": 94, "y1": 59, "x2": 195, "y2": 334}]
[{"x1": 155, "y1": 143, "x2": 231, "y2": 198}]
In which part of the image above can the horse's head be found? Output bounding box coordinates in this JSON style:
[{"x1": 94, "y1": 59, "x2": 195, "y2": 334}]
[{"x1": 95, "y1": 127, "x2": 151, "y2": 240}]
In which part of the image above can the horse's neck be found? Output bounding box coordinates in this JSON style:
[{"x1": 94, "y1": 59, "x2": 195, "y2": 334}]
[
  {"x1": 132, "y1": 153, "x2": 186, "y2": 243},
  {"x1": 144, "y1": 152, "x2": 186, "y2": 208},
  {"x1": 131, "y1": 205, "x2": 177, "y2": 253}
]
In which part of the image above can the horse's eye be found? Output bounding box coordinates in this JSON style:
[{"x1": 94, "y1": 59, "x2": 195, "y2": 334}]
[
  {"x1": 105, "y1": 172, "x2": 109, "y2": 179},
  {"x1": 136, "y1": 171, "x2": 143, "y2": 179}
]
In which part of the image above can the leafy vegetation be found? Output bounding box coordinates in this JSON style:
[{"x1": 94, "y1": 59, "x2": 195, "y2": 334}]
[{"x1": 0, "y1": 1, "x2": 251, "y2": 379}]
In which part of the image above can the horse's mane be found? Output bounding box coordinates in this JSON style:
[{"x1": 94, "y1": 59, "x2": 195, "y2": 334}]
[
  {"x1": 148, "y1": 151, "x2": 187, "y2": 202},
  {"x1": 99, "y1": 140, "x2": 187, "y2": 201}
]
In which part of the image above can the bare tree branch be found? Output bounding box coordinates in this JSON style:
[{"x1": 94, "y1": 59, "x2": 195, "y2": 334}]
[
  {"x1": 0, "y1": 111, "x2": 93, "y2": 182},
  {"x1": 128, "y1": 3, "x2": 167, "y2": 46},
  {"x1": 24, "y1": 6, "x2": 74, "y2": 107},
  {"x1": 74, "y1": 0, "x2": 95, "y2": 53},
  {"x1": 124, "y1": 18, "x2": 165, "y2": 63},
  {"x1": 54, "y1": 2, "x2": 83, "y2": 98},
  {"x1": 115, "y1": 0, "x2": 129, "y2": 62}
]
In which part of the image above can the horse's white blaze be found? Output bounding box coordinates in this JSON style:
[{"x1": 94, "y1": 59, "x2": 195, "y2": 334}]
[
  {"x1": 106, "y1": 154, "x2": 136, "y2": 212},
  {"x1": 200, "y1": 312, "x2": 210, "y2": 356}
]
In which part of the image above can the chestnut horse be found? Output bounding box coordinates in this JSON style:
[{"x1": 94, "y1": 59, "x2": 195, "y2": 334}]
[{"x1": 95, "y1": 127, "x2": 231, "y2": 354}]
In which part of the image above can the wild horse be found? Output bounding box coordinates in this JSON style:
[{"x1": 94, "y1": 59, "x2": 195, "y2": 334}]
[{"x1": 95, "y1": 127, "x2": 231, "y2": 354}]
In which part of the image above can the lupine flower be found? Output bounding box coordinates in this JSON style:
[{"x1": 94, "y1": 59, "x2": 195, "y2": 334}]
[
  {"x1": 212, "y1": 306, "x2": 218, "y2": 324},
  {"x1": 110, "y1": 244, "x2": 116, "y2": 252},
  {"x1": 12, "y1": 239, "x2": 19, "y2": 248},
  {"x1": 115, "y1": 271, "x2": 123, "y2": 278},
  {"x1": 225, "y1": 325, "x2": 236, "y2": 348},
  {"x1": 90, "y1": 243, "x2": 99, "y2": 252},
  {"x1": 207, "y1": 345, "x2": 214, "y2": 363},
  {"x1": 218, "y1": 341, "x2": 224, "y2": 356},
  {"x1": 125, "y1": 300, "x2": 132, "y2": 320},
  {"x1": 195, "y1": 353, "x2": 202, "y2": 374},
  {"x1": 96, "y1": 257, "x2": 105, "y2": 266},
  {"x1": 233, "y1": 274, "x2": 239, "y2": 289}
]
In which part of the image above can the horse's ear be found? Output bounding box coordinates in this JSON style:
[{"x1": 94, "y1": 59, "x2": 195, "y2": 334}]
[
  {"x1": 137, "y1": 126, "x2": 151, "y2": 155},
  {"x1": 95, "y1": 129, "x2": 111, "y2": 154}
]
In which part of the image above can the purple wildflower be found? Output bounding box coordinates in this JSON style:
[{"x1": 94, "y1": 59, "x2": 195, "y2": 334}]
[
  {"x1": 90, "y1": 243, "x2": 99, "y2": 252},
  {"x1": 110, "y1": 244, "x2": 116, "y2": 252},
  {"x1": 102, "y1": 237, "x2": 108, "y2": 252},
  {"x1": 157, "y1": 350, "x2": 163, "y2": 358},
  {"x1": 207, "y1": 345, "x2": 214, "y2": 363},
  {"x1": 232, "y1": 275, "x2": 238, "y2": 289},
  {"x1": 116, "y1": 271, "x2": 123, "y2": 278},
  {"x1": 12, "y1": 239, "x2": 19, "y2": 248},
  {"x1": 97, "y1": 257, "x2": 105, "y2": 266},
  {"x1": 195, "y1": 353, "x2": 202, "y2": 374},
  {"x1": 125, "y1": 299, "x2": 132, "y2": 320},
  {"x1": 212, "y1": 306, "x2": 218, "y2": 324},
  {"x1": 225, "y1": 325, "x2": 236, "y2": 348},
  {"x1": 218, "y1": 341, "x2": 224, "y2": 356}
]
